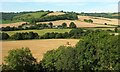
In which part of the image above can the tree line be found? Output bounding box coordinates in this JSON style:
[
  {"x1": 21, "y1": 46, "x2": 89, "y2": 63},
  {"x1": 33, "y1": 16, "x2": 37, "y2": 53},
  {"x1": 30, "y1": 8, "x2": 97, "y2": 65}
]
[
  {"x1": 0, "y1": 28, "x2": 87, "y2": 40},
  {"x1": 35, "y1": 13, "x2": 78, "y2": 22},
  {"x1": 0, "y1": 22, "x2": 77, "y2": 31},
  {"x1": 1, "y1": 28, "x2": 119, "y2": 40},
  {"x1": 1, "y1": 31, "x2": 119, "y2": 71}
]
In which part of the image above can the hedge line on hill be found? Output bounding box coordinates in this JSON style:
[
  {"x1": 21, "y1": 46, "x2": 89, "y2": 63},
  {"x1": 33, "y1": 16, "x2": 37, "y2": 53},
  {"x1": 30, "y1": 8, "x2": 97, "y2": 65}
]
[
  {"x1": 0, "y1": 28, "x2": 94, "y2": 40},
  {"x1": 35, "y1": 13, "x2": 78, "y2": 22},
  {"x1": 0, "y1": 22, "x2": 77, "y2": 31}
]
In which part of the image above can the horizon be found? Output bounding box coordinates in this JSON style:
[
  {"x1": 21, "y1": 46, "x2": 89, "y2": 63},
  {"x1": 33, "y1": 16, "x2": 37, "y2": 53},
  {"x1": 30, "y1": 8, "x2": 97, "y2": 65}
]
[{"x1": 0, "y1": 2, "x2": 118, "y2": 13}]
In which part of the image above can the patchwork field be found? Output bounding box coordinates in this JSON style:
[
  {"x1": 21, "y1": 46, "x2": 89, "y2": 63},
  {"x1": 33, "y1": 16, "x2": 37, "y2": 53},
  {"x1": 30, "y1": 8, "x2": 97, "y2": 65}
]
[
  {"x1": 1, "y1": 39, "x2": 79, "y2": 63},
  {"x1": 2, "y1": 29, "x2": 71, "y2": 36}
]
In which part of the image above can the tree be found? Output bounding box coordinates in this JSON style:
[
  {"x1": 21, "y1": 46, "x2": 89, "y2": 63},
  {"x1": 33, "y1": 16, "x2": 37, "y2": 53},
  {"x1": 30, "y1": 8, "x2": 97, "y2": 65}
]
[
  {"x1": 43, "y1": 33, "x2": 50, "y2": 39},
  {"x1": 76, "y1": 32, "x2": 119, "y2": 70},
  {"x1": 114, "y1": 27, "x2": 118, "y2": 33},
  {"x1": 0, "y1": 33, "x2": 10, "y2": 40},
  {"x1": 88, "y1": 19, "x2": 93, "y2": 23},
  {"x1": 62, "y1": 32, "x2": 69, "y2": 38},
  {"x1": 49, "y1": 32, "x2": 56, "y2": 39},
  {"x1": 69, "y1": 22, "x2": 77, "y2": 28},
  {"x1": 55, "y1": 33, "x2": 63, "y2": 38},
  {"x1": 62, "y1": 23, "x2": 67, "y2": 28},
  {"x1": 41, "y1": 46, "x2": 77, "y2": 71},
  {"x1": 4, "y1": 48, "x2": 37, "y2": 71},
  {"x1": 48, "y1": 22, "x2": 53, "y2": 28}
]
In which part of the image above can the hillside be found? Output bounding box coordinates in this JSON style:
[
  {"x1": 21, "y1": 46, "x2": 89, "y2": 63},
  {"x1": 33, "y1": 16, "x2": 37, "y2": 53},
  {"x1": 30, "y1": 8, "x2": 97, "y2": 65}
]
[
  {"x1": 1, "y1": 11, "x2": 119, "y2": 28},
  {"x1": 13, "y1": 11, "x2": 48, "y2": 22}
]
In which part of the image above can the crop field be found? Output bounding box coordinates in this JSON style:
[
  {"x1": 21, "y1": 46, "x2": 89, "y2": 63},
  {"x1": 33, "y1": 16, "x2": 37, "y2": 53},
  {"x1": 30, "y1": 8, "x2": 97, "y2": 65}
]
[
  {"x1": 78, "y1": 16, "x2": 118, "y2": 26},
  {"x1": 38, "y1": 20, "x2": 116, "y2": 28},
  {"x1": 47, "y1": 12, "x2": 65, "y2": 16},
  {"x1": 0, "y1": 22, "x2": 26, "y2": 27},
  {"x1": 1, "y1": 39, "x2": 79, "y2": 63},
  {"x1": 2, "y1": 29, "x2": 71, "y2": 36}
]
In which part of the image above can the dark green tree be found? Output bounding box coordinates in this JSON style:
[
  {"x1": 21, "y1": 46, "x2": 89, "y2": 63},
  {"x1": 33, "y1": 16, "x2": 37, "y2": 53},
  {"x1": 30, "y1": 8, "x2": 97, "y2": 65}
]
[
  {"x1": 48, "y1": 22, "x2": 53, "y2": 28},
  {"x1": 69, "y1": 22, "x2": 77, "y2": 28},
  {"x1": 62, "y1": 23, "x2": 67, "y2": 28},
  {"x1": 4, "y1": 48, "x2": 37, "y2": 71},
  {"x1": 0, "y1": 33, "x2": 10, "y2": 40}
]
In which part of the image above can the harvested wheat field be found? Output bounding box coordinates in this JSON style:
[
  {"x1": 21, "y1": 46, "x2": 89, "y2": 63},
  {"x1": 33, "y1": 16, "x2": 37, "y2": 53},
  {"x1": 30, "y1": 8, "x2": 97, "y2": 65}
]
[
  {"x1": 0, "y1": 22, "x2": 26, "y2": 27},
  {"x1": 38, "y1": 20, "x2": 116, "y2": 27},
  {"x1": 47, "y1": 12, "x2": 65, "y2": 16},
  {"x1": 78, "y1": 16, "x2": 118, "y2": 25},
  {"x1": 1, "y1": 39, "x2": 79, "y2": 63}
]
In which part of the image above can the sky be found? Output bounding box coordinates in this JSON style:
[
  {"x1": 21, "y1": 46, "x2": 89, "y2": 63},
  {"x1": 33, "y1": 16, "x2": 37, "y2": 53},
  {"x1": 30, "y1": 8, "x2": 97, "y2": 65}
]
[{"x1": 0, "y1": 0, "x2": 119, "y2": 13}]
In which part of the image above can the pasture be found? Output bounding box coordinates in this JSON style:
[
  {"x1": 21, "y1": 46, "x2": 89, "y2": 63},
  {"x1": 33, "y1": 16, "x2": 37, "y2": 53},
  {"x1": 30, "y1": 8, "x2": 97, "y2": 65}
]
[{"x1": 2, "y1": 29, "x2": 71, "y2": 36}]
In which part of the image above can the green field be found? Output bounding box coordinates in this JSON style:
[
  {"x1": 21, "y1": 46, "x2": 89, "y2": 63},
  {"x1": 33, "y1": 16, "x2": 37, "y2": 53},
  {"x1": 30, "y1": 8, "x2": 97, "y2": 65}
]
[
  {"x1": 1, "y1": 20, "x2": 22, "y2": 24},
  {"x1": 13, "y1": 12, "x2": 48, "y2": 21},
  {"x1": 3, "y1": 29, "x2": 71, "y2": 36}
]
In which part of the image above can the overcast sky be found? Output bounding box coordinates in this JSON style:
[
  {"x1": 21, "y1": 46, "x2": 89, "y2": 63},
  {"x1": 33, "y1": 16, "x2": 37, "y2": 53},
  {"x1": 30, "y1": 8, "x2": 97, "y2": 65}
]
[{"x1": 0, "y1": 0, "x2": 119, "y2": 13}]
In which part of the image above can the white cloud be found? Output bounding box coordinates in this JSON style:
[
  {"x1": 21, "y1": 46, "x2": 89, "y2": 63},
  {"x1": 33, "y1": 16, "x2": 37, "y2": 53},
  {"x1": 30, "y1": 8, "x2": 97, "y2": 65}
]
[{"x1": 0, "y1": 0, "x2": 119, "y2": 2}]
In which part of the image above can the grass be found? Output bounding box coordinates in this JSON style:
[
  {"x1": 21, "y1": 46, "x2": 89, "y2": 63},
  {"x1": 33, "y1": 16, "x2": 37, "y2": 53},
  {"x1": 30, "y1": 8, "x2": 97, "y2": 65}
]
[
  {"x1": 13, "y1": 12, "x2": 48, "y2": 20},
  {"x1": 2, "y1": 29, "x2": 71, "y2": 36},
  {"x1": 1, "y1": 20, "x2": 22, "y2": 24}
]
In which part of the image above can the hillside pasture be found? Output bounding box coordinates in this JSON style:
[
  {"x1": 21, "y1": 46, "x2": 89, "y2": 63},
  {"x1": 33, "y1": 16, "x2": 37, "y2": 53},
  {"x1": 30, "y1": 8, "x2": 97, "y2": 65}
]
[
  {"x1": 1, "y1": 39, "x2": 79, "y2": 63},
  {"x1": 13, "y1": 12, "x2": 48, "y2": 21}
]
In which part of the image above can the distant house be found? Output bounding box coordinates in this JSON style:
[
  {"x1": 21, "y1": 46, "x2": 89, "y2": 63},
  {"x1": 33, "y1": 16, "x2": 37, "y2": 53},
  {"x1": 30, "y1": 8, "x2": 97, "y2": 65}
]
[
  {"x1": 53, "y1": 25, "x2": 63, "y2": 29},
  {"x1": 22, "y1": 24, "x2": 34, "y2": 29}
]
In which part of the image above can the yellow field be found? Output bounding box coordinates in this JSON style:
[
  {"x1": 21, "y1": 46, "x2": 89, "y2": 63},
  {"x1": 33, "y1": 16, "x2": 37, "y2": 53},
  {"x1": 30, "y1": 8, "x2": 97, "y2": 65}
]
[
  {"x1": 1, "y1": 39, "x2": 79, "y2": 64},
  {"x1": 38, "y1": 20, "x2": 116, "y2": 28},
  {"x1": 0, "y1": 22, "x2": 26, "y2": 27},
  {"x1": 47, "y1": 12, "x2": 65, "y2": 16}
]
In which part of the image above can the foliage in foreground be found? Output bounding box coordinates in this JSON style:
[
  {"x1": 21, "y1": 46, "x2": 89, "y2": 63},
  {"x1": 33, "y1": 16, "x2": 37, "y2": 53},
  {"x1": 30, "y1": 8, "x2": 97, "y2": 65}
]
[
  {"x1": 41, "y1": 32, "x2": 120, "y2": 71},
  {"x1": 2, "y1": 31, "x2": 120, "y2": 71},
  {"x1": 2, "y1": 48, "x2": 38, "y2": 72}
]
